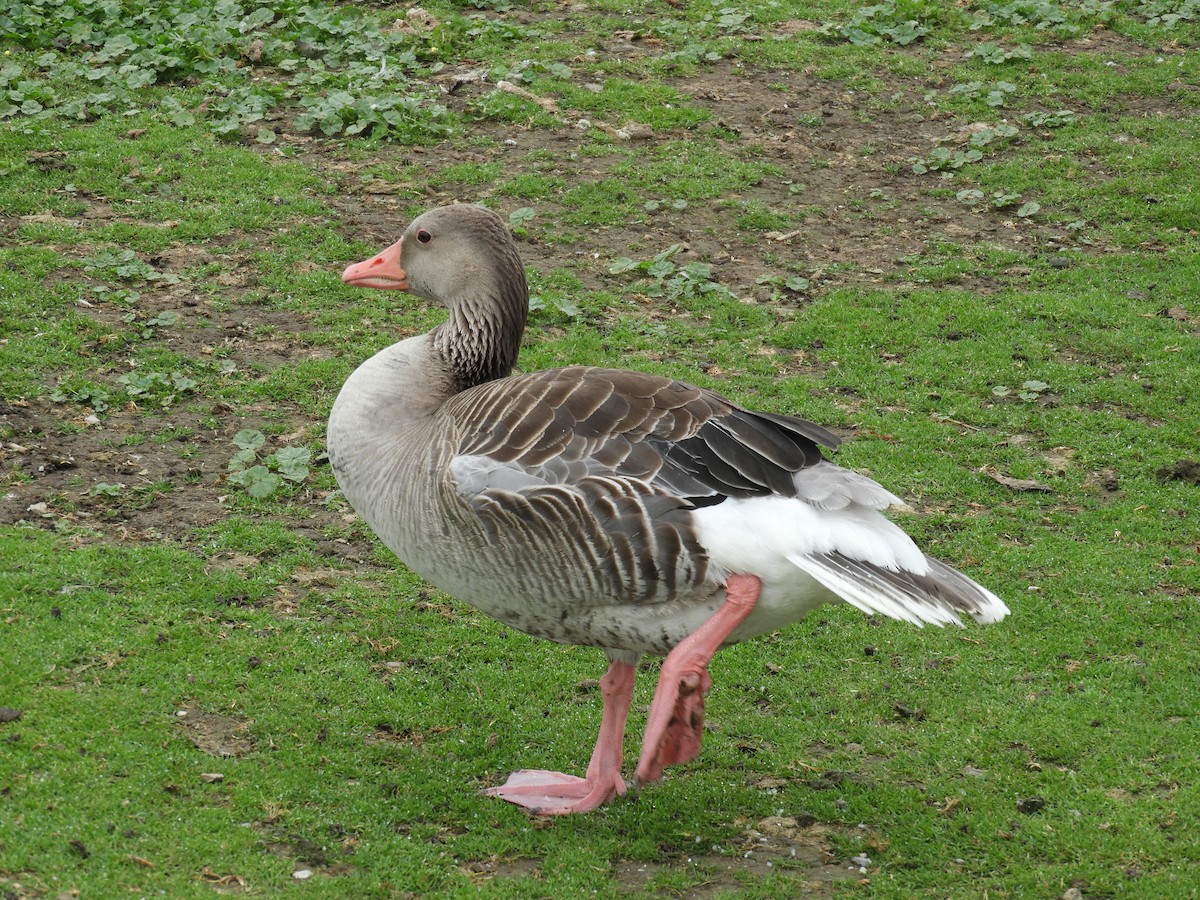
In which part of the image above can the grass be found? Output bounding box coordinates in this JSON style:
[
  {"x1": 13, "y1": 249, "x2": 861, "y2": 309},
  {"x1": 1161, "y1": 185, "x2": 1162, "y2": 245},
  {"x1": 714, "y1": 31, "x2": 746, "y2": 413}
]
[{"x1": 2, "y1": 0, "x2": 1200, "y2": 897}]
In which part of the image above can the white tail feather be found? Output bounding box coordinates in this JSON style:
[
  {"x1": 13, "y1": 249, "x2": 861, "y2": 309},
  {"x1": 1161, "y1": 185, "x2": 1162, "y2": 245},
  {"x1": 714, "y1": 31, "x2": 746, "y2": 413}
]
[{"x1": 788, "y1": 552, "x2": 1009, "y2": 627}]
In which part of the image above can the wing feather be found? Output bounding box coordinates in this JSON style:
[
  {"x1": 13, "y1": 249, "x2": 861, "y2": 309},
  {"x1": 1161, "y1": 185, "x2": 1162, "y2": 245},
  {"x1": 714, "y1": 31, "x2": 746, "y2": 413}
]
[{"x1": 445, "y1": 366, "x2": 837, "y2": 502}]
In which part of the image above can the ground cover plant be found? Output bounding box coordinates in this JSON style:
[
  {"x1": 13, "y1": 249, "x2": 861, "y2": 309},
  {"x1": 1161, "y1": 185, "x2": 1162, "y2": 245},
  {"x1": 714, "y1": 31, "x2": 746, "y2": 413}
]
[{"x1": 2, "y1": 0, "x2": 1198, "y2": 896}]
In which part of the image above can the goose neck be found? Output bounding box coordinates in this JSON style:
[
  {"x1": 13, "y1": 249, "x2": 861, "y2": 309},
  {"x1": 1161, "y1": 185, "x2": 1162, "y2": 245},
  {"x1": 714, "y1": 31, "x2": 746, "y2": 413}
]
[{"x1": 433, "y1": 286, "x2": 527, "y2": 391}]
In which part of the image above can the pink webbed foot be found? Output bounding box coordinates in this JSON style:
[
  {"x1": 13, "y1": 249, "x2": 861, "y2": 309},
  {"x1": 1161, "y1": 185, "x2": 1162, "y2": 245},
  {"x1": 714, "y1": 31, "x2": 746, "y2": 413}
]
[
  {"x1": 634, "y1": 574, "x2": 762, "y2": 787},
  {"x1": 485, "y1": 659, "x2": 636, "y2": 815},
  {"x1": 484, "y1": 768, "x2": 625, "y2": 815},
  {"x1": 635, "y1": 668, "x2": 713, "y2": 784}
]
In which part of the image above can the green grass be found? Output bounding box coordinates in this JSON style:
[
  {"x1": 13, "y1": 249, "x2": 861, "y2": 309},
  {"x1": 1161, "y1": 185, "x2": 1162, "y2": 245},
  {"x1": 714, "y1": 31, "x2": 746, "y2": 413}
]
[{"x1": 3, "y1": 0, "x2": 1200, "y2": 897}]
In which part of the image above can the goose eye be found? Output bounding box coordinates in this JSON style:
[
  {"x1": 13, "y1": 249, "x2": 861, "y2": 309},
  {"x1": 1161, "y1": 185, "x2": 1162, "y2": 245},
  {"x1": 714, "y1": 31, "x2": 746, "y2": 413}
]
[{"x1": 416, "y1": 229, "x2": 432, "y2": 244}]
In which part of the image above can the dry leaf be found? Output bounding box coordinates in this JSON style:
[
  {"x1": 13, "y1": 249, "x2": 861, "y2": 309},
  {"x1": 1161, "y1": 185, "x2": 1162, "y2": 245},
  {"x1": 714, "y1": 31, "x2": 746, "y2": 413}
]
[{"x1": 982, "y1": 467, "x2": 1053, "y2": 492}]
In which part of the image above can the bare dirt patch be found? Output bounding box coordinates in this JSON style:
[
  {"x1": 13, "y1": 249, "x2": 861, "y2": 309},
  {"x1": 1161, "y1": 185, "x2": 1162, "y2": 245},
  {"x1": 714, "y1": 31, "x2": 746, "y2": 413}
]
[
  {"x1": 175, "y1": 706, "x2": 257, "y2": 757},
  {"x1": 464, "y1": 816, "x2": 864, "y2": 897},
  {"x1": 2, "y1": 398, "x2": 229, "y2": 530}
]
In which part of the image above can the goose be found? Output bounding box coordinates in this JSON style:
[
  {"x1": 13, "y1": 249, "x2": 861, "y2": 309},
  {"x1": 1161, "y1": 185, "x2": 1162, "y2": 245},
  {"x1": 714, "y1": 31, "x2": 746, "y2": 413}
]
[{"x1": 327, "y1": 203, "x2": 1009, "y2": 815}]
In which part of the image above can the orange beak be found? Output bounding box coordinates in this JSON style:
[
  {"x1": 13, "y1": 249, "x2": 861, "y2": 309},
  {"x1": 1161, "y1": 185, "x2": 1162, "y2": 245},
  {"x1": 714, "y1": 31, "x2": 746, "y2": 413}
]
[{"x1": 342, "y1": 237, "x2": 409, "y2": 290}]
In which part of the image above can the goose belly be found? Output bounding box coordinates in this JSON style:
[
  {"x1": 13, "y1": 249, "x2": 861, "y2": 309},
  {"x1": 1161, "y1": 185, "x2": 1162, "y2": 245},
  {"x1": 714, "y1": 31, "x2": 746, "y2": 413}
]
[
  {"x1": 378, "y1": 522, "x2": 724, "y2": 654},
  {"x1": 369, "y1": 496, "x2": 844, "y2": 656}
]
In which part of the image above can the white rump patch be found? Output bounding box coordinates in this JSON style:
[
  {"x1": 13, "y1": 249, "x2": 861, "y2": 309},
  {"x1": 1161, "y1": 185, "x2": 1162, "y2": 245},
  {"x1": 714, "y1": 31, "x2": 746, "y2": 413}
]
[
  {"x1": 693, "y1": 494, "x2": 928, "y2": 580},
  {"x1": 693, "y1": 494, "x2": 1007, "y2": 628}
]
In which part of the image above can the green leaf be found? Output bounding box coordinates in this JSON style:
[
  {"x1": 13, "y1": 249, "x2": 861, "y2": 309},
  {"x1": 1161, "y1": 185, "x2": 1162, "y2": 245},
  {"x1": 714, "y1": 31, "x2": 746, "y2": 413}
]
[
  {"x1": 238, "y1": 466, "x2": 284, "y2": 498},
  {"x1": 272, "y1": 447, "x2": 312, "y2": 480},
  {"x1": 846, "y1": 27, "x2": 881, "y2": 46},
  {"x1": 553, "y1": 298, "x2": 580, "y2": 317},
  {"x1": 652, "y1": 244, "x2": 683, "y2": 264},
  {"x1": 228, "y1": 448, "x2": 258, "y2": 472},
  {"x1": 1016, "y1": 201, "x2": 1041, "y2": 218},
  {"x1": 273, "y1": 447, "x2": 311, "y2": 467},
  {"x1": 241, "y1": 7, "x2": 276, "y2": 30},
  {"x1": 233, "y1": 429, "x2": 266, "y2": 451},
  {"x1": 509, "y1": 207, "x2": 536, "y2": 226}
]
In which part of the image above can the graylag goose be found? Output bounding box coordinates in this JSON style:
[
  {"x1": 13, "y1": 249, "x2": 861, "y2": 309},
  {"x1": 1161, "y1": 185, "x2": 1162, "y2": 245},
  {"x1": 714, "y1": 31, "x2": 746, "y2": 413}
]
[{"x1": 327, "y1": 203, "x2": 1009, "y2": 815}]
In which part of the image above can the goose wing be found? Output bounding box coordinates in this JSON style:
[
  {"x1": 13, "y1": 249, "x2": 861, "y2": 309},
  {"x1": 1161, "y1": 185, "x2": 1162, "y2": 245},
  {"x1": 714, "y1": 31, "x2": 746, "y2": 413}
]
[
  {"x1": 439, "y1": 366, "x2": 839, "y2": 605},
  {"x1": 445, "y1": 366, "x2": 838, "y2": 504}
]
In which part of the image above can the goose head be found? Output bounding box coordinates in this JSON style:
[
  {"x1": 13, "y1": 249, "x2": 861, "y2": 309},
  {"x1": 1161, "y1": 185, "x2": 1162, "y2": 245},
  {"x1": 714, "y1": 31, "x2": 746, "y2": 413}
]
[
  {"x1": 343, "y1": 204, "x2": 527, "y2": 308},
  {"x1": 342, "y1": 204, "x2": 529, "y2": 389}
]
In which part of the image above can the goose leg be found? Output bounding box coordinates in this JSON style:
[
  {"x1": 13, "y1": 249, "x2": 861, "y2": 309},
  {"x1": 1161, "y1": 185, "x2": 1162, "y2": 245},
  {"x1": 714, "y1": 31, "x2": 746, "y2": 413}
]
[
  {"x1": 485, "y1": 658, "x2": 635, "y2": 815},
  {"x1": 634, "y1": 573, "x2": 762, "y2": 786}
]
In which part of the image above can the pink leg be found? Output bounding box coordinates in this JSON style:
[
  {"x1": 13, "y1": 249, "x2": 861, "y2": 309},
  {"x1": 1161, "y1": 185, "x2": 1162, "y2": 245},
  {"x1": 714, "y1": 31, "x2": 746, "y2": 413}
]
[
  {"x1": 634, "y1": 574, "x2": 762, "y2": 786},
  {"x1": 485, "y1": 658, "x2": 635, "y2": 815}
]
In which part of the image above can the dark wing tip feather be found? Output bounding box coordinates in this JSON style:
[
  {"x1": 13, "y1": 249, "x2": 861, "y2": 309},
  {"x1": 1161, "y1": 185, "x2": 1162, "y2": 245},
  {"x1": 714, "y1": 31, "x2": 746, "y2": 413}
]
[
  {"x1": 648, "y1": 403, "x2": 836, "y2": 501},
  {"x1": 750, "y1": 409, "x2": 842, "y2": 451}
]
